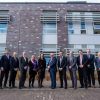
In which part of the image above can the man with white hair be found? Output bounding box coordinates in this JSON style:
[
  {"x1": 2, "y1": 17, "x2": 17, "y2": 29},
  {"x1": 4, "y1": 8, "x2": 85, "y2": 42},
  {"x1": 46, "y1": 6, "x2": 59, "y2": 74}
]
[
  {"x1": 48, "y1": 53, "x2": 57, "y2": 89},
  {"x1": 19, "y1": 51, "x2": 28, "y2": 89}
]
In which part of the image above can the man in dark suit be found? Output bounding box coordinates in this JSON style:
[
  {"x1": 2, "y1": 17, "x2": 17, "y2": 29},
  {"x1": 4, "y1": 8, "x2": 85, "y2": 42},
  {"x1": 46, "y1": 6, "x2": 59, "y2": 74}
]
[
  {"x1": 9, "y1": 52, "x2": 19, "y2": 88},
  {"x1": 48, "y1": 53, "x2": 57, "y2": 89},
  {"x1": 86, "y1": 49, "x2": 95, "y2": 88},
  {"x1": 67, "y1": 50, "x2": 77, "y2": 89},
  {"x1": 0, "y1": 49, "x2": 12, "y2": 89},
  {"x1": 58, "y1": 51, "x2": 67, "y2": 89},
  {"x1": 77, "y1": 49, "x2": 88, "y2": 89},
  {"x1": 19, "y1": 52, "x2": 28, "y2": 89}
]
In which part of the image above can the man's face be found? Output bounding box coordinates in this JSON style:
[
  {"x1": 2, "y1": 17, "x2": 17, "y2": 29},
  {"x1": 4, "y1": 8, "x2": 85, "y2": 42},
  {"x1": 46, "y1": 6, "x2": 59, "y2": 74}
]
[
  {"x1": 32, "y1": 55, "x2": 35, "y2": 60},
  {"x1": 87, "y1": 49, "x2": 91, "y2": 54},
  {"x1": 13, "y1": 52, "x2": 17, "y2": 57},
  {"x1": 79, "y1": 51, "x2": 83, "y2": 55},
  {"x1": 69, "y1": 51, "x2": 73, "y2": 56},
  {"x1": 59, "y1": 52, "x2": 62, "y2": 57},
  {"x1": 50, "y1": 53, "x2": 54, "y2": 58},
  {"x1": 23, "y1": 52, "x2": 26, "y2": 57}
]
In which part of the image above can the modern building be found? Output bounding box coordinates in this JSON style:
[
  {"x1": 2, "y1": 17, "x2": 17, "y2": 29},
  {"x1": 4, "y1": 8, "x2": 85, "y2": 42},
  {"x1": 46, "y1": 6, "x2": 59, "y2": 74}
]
[{"x1": 0, "y1": 1, "x2": 100, "y2": 59}]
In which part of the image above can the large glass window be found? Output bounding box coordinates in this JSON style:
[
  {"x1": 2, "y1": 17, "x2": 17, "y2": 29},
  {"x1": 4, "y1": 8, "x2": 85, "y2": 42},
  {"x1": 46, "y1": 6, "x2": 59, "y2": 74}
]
[
  {"x1": 0, "y1": 23, "x2": 7, "y2": 55},
  {"x1": 43, "y1": 23, "x2": 56, "y2": 34},
  {"x1": 68, "y1": 21, "x2": 74, "y2": 34},
  {"x1": 0, "y1": 24, "x2": 7, "y2": 33},
  {"x1": 93, "y1": 22, "x2": 100, "y2": 34},
  {"x1": 81, "y1": 21, "x2": 85, "y2": 29}
]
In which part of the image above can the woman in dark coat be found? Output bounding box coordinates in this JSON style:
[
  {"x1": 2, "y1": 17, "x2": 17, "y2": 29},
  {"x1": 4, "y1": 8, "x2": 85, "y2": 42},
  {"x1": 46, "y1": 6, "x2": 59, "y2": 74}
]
[
  {"x1": 28, "y1": 55, "x2": 38, "y2": 88},
  {"x1": 38, "y1": 53, "x2": 46, "y2": 88}
]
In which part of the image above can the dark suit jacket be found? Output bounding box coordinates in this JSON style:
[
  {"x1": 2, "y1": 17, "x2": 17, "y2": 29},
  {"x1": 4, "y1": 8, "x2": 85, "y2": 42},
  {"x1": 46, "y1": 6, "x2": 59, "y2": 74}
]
[
  {"x1": 0, "y1": 55, "x2": 12, "y2": 70},
  {"x1": 57, "y1": 56, "x2": 67, "y2": 70},
  {"x1": 48, "y1": 57, "x2": 57, "y2": 71},
  {"x1": 67, "y1": 56, "x2": 77, "y2": 70},
  {"x1": 95, "y1": 57, "x2": 100, "y2": 70},
  {"x1": 38, "y1": 58, "x2": 46, "y2": 71},
  {"x1": 19, "y1": 56, "x2": 28, "y2": 71},
  {"x1": 86, "y1": 54, "x2": 95, "y2": 69},
  {"x1": 0, "y1": 59, "x2": 1, "y2": 68},
  {"x1": 77, "y1": 55, "x2": 87, "y2": 69},
  {"x1": 10, "y1": 57, "x2": 19, "y2": 71}
]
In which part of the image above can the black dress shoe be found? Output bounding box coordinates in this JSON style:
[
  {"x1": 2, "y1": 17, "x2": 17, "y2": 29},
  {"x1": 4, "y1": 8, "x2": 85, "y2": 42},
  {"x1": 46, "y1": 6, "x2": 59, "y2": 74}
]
[
  {"x1": 4, "y1": 86, "x2": 8, "y2": 88},
  {"x1": 51, "y1": 87, "x2": 56, "y2": 89},
  {"x1": 88, "y1": 85, "x2": 91, "y2": 87},
  {"x1": 74, "y1": 87, "x2": 77, "y2": 89},
  {"x1": 80, "y1": 86, "x2": 84, "y2": 88},
  {"x1": 19, "y1": 87, "x2": 22, "y2": 89},
  {"x1": 23, "y1": 86, "x2": 27, "y2": 88},
  {"x1": 41, "y1": 85, "x2": 44, "y2": 87},
  {"x1": 13, "y1": 86, "x2": 17, "y2": 88},
  {"x1": 64, "y1": 87, "x2": 67, "y2": 89},
  {"x1": 0, "y1": 87, "x2": 3, "y2": 89},
  {"x1": 9, "y1": 86, "x2": 12, "y2": 89},
  {"x1": 59, "y1": 86, "x2": 63, "y2": 88}
]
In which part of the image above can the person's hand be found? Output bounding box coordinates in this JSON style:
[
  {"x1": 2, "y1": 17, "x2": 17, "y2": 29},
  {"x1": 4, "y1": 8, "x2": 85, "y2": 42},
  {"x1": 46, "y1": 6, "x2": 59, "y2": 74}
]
[
  {"x1": 80, "y1": 65, "x2": 83, "y2": 68},
  {"x1": 59, "y1": 68, "x2": 62, "y2": 71},
  {"x1": 48, "y1": 66, "x2": 50, "y2": 69},
  {"x1": 24, "y1": 66, "x2": 27, "y2": 70},
  {"x1": 69, "y1": 66, "x2": 72, "y2": 69},
  {"x1": 1, "y1": 67, "x2": 4, "y2": 71},
  {"x1": 14, "y1": 68, "x2": 18, "y2": 71}
]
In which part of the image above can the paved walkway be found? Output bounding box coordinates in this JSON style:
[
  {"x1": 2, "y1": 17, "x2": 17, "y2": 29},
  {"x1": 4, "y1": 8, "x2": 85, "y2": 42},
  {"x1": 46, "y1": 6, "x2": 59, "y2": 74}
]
[{"x1": 0, "y1": 80, "x2": 100, "y2": 100}]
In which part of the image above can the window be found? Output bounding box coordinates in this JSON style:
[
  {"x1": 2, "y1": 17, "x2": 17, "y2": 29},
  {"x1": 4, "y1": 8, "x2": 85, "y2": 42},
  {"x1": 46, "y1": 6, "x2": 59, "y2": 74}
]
[
  {"x1": 68, "y1": 21, "x2": 73, "y2": 29},
  {"x1": 68, "y1": 30, "x2": 74, "y2": 34},
  {"x1": 67, "y1": 44, "x2": 74, "y2": 48},
  {"x1": 93, "y1": 12, "x2": 100, "y2": 21},
  {"x1": 42, "y1": 44, "x2": 57, "y2": 51},
  {"x1": 43, "y1": 44, "x2": 57, "y2": 48},
  {"x1": 81, "y1": 30, "x2": 86, "y2": 34},
  {"x1": 43, "y1": 23, "x2": 57, "y2": 34},
  {"x1": 81, "y1": 21, "x2": 85, "y2": 29},
  {"x1": 81, "y1": 44, "x2": 87, "y2": 49},
  {"x1": 68, "y1": 21, "x2": 74, "y2": 34},
  {"x1": 94, "y1": 22, "x2": 100, "y2": 29},
  {"x1": 0, "y1": 24, "x2": 7, "y2": 33},
  {"x1": 93, "y1": 22, "x2": 100, "y2": 34},
  {"x1": 80, "y1": 20, "x2": 86, "y2": 34},
  {"x1": 95, "y1": 45, "x2": 100, "y2": 49}
]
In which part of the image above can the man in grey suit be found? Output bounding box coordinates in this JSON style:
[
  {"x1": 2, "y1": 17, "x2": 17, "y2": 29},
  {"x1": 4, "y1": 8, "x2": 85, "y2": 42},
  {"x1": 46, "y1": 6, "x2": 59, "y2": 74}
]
[{"x1": 67, "y1": 50, "x2": 77, "y2": 89}]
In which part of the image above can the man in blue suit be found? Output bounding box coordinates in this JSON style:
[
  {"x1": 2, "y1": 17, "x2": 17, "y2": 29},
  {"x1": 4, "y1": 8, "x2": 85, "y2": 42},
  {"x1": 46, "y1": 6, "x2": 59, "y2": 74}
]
[{"x1": 48, "y1": 53, "x2": 57, "y2": 89}]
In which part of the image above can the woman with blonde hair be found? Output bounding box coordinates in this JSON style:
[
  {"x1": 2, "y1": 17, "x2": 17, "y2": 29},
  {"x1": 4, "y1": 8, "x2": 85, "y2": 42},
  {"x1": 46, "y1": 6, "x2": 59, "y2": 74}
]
[{"x1": 28, "y1": 55, "x2": 38, "y2": 88}]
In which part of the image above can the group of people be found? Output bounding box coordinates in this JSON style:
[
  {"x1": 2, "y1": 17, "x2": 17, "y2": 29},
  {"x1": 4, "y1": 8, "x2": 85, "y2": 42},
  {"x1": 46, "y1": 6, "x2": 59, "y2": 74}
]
[
  {"x1": 0, "y1": 51, "x2": 46, "y2": 89},
  {"x1": 0, "y1": 49, "x2": 100, "y2": 90}
]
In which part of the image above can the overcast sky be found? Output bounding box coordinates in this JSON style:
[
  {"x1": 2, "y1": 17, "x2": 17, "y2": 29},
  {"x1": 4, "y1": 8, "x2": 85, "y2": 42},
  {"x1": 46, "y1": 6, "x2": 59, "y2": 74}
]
[{"x1": 0, "y1": 0, "x2": 100, "y2": 3}]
